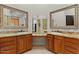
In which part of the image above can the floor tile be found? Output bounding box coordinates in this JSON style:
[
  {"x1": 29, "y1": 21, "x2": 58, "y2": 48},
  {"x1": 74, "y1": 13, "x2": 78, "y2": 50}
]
[{"x1": 24, "y1": 47, "x2": 53, "y2": 54}]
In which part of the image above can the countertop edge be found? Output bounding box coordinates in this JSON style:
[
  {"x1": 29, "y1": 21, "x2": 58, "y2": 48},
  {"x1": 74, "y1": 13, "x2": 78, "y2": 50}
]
[
  {"x1": 47, "y1": 32, "x2": 79, "y2": 39},
  {"x1": 0, "y1": 32, "x2": 32, "y2": 37}
]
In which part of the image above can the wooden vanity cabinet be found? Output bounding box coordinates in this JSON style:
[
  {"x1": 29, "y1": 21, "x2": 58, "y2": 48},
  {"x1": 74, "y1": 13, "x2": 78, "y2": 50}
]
[
  {"x1": 64, "y1": 37, "x2": 79, "y2": 54},
  {"x1": 16, "y1": 34, "x2": 32, "y2": 53},
  {"x1": 0, "y1": 36, "x2": 16, "y2": 54},
  {"x1": 47, "y1": 34, "x2": 54, "y2": 52},
  {"x1": 26, "y1": 34, "x2": 32, "y2": 50},
  {"x1": 0, "y1": 34, "x2": 32, "y2": 54},
  {"x1": 47, "y1": 34, "x2": 64, "y2": 53},
  {"x1": 47, "y1": 34, "x2": 79, "y2": 54},
  {"x1": 54, "y1": 36, "x2": 64, "y2": 53},
  {"x1": 16, "y1": 35, "x2": 27, "y2": 53}
]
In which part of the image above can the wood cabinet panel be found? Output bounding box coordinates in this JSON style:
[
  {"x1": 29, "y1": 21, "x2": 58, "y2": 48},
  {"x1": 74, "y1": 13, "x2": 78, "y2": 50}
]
[
  {"x1": 0, "y1": 41, "x2": 16, "y2": 47},
  {"x1": 48, "y1": 38, "x2": 54, "y2": 51},
  {"x1": 26, "y1": 38, "x2": 32, "y2": 50},
  {"x1": 64, "y1": 37, "x2": 79, "y2": 54},
  {"x1": 26, "y1": 34, "x2": 32, "y2": 50},
  {"x1": 54, "y1": 36, "x2": 64, "y2": 53},
  {"x1": 0, "y1": 37, "x2": 15, "y2": 42},
  {"x1": 0, "y1": 45, "x2": 15, "y2": 51},
  {"x1": 64, "y1": 38, "x2": 79, "y2": 44},
  {"x1": 64, "y1": 49, "x2": 74, "y2": 54},
  {"x1": 46, "y1": 35, "x2": 49, "y2": 49},
  {"x1": 0, "y1": 37, "x2": 16, "y2": 54},
  {"x1": 64, "y1": 45, "x2": 77, "y2": 53},
  {"x1": 16, "y1": 34, "x2": 32, "y2": 53},
  {"x1": 0, "y1": 34, "x2": 32, "y2": 54},
  {"x1": 47, "y1": 34, "x2": 53, "y2": 38},
  {"x1": 64, "y1": 41, "x2": 78, "y2": 49},
  {"x1": 47, "y1": 34, "x2": 79, "y2": 54},
  {"x1": 0, "y1": 49, "x2": 16, "y2": 54},
  {"x1": 16, "y1": 35, "x2": 26, "y2": 53},
  {"x1": 47, "y1": 34, "x2": 64, "y2": 53},
  {"x1": 47, "y1": 34, "x2": 54, "y2": 52}
]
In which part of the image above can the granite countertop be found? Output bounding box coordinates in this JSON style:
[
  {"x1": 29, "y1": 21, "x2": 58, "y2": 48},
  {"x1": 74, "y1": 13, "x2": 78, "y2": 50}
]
[
  {"x1": 48, "y1": 32, "x2": 79, "y2": 39},
  {"x1": 32, "y1": 33, "x2": 47, "y2": 36},
  {"x1": 0, "y1": 32, "x2": 32, "y2": 37},
  {"x1": 0, "y1": 31, "x2": 79, "y2": 39}
]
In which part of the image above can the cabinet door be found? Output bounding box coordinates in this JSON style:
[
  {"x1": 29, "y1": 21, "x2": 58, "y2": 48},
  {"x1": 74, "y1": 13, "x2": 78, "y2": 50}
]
[
  {"x1": 47, "y1": 34, "x2": 54, "y2": 51},
  {"x1": 48, "y1": 38, "x2": 54, "y2": 51},
  {"x1": 16, "y1": 35, "x2": 32, "y2": 53},
  {"x1": 16, "y1": 36, "x2": 24, "y2": 53},
  {"x1": 26, "y1": 35, "x2": 32, "y2": 50},
  {"x1": 46, "y1": 36, "x2": 49, "y2": 49},
  {"x1": 54, "y1": 36, "x2": 64, "y2": 53},
  {"x1": 23, "y1": 36, "x2": 27, "y2": 51}
]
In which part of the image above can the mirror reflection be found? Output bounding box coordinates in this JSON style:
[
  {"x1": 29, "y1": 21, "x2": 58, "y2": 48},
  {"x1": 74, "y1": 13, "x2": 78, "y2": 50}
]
[
  {"x1": 50, "y1": 5, "x2": 78, "y2": 29},
  {"x1": 51, "y1": 8, "x2": 75, "y2": 28},
  {"x1": 3, "y1": 8, "x2": 27, "y2": 29}
]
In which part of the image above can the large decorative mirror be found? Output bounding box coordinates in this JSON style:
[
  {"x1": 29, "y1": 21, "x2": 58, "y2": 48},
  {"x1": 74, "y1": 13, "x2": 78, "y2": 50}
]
[
  {"x1": 50, "y1": 4, "x2": 78, "y2": 29},
  {"x1": 0, "y1": 5, "x2": 28, "y2": 29}
]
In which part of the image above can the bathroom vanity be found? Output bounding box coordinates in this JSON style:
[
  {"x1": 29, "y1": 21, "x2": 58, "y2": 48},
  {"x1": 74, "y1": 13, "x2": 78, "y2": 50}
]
[
  {"x1": 47, "y1": 32, "x2": 79, "y2": 54},
  {"x1": 0, "y1": 32, "x2": 32, "y2": 54}
]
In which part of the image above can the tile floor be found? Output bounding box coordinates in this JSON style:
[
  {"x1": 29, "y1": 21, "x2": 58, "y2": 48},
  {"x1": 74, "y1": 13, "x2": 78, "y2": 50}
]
[{"x1": 24, "y1": 46, "x2": 53, "y2": 54}]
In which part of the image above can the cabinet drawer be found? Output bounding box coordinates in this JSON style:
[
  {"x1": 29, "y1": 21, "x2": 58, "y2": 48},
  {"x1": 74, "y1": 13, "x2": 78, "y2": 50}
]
[
  {"x1": 0, "y1": 37, "x2": 16, "y2": 43},
  {"x1": 0, "y1": 41, "x2": 16, "y2": 47},
  {"x1": 64, "y1": 37, "x2": 79, "y2": 44},
  {"x1": 64, "y1": 45, "x2": 77, "y2": 53},
  {"x1": 64, "y1": 41, "x2": 78, "y2": 49},
  {"x1": 0, "y1": 45, "x2": 16, "y2": 51}
]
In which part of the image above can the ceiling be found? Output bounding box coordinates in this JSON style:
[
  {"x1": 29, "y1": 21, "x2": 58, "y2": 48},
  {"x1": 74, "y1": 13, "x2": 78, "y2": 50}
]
[{"x1": 5, "y1": 4, "x2": 72, "y2": 17}]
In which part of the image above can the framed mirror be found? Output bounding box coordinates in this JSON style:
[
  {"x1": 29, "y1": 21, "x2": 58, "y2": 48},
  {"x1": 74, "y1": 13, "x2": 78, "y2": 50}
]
[
  {"x1": 1, "y1": 5, "x2": 28, "y2": 29},
  {"x1": 50, "y1": 4, "x2": 78, "y2": 29}
]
